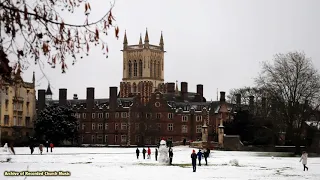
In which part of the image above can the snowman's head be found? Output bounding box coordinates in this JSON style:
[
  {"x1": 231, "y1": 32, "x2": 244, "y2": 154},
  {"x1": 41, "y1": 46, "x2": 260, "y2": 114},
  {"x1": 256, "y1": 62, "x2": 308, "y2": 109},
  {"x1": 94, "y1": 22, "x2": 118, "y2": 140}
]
[{"x1": 160, "y1": 140, "x2": 166, "y2": 145}]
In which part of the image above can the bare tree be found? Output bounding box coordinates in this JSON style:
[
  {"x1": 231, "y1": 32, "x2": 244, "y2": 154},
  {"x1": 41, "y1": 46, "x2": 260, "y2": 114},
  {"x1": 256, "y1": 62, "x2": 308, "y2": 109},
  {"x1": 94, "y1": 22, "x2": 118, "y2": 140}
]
[
  {"x1": 0, "y1": 0, "x2": 119, "y2": 82},
  {"x1": 255, "y1": 51, "x2": 320, "y2": 153}
]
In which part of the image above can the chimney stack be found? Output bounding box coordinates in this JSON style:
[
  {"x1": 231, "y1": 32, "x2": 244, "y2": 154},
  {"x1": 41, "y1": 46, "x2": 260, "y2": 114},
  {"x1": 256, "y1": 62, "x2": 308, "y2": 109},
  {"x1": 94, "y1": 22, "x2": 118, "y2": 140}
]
[
  {"x1": 37, "y1": 89, "x2": 46, "y2": 111},
  {"x1": 196, "y1": 84, "x2": 203, "y2": 96},
  {"x1": 181, "y1": 82, "x2": 188, "y2": 100},
  {"x1": 73, "y1": 94, "x2": 78, "y2": 100},
  {"x1": 220, "y1": 91, "x2": 225, "y2": 102},
  {"x1": 86, "y1": 87, "x2": 95, "y2": 109},
  {"x1": 236, "y1": 94, "x2": 241, "y2": 105},
  {"x1": 109, "y1": 87, "x2": 118, "y2": 110},
  {"x1": 166, "y1": 83, "x2": 175, "y2": 93},
  {"x1": 59, "y1": 88, "x2": 67, "y2": 106}
]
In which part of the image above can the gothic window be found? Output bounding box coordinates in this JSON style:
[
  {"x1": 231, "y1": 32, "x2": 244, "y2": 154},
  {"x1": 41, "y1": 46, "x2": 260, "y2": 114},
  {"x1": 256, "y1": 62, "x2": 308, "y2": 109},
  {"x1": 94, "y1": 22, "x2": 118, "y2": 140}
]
[
  {"x1": 153, "y1": 60, "x2": 157, "y2": 78},
  {"x1": 150, "y1": 61, "x2": 153, "y2": 77},
  {"x1": 139, "y1": 60, "x2": 143, "y2": 77},
  {"x1": 128, "y1": 61, "x2": 132, "y2": 78},
  {"x1": 157, "y1": 61, "x2": 160, "y2": 78},
  {"x1": 134, "y1": 60, "x2": 138, "y2": 77}
]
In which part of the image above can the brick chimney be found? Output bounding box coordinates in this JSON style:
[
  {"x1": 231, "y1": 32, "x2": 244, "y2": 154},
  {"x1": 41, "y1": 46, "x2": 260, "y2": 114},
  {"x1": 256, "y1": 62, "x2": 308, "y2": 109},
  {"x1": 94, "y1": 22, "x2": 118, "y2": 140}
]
[
  {"x1": 37, "y1": 89, "x2": 46, "y2": 111},
  {"x1": 166, "y1": 83, "x2": 175, "y2": 93},
  {"x1": 86, "y1": 87, "x2": 95, "y2": 109},
  {"x1": 109, "y1": 87, "x2": 118, "y2": 110},
  {"x1": 181, "y1": 82, "x2": 188, "y2": 100},
  {"x1": 236, "y1": 94, "x2": 241, "y2": 105},
  {"x1": 196, "y1": 84, "x2": 203, "y2": 96},
  {"x1": 220, "y1": 91, "x2": 225, "y2": 102},
  {"x1": 59, "y1": 88, "x2": 67, "y2": 106}
]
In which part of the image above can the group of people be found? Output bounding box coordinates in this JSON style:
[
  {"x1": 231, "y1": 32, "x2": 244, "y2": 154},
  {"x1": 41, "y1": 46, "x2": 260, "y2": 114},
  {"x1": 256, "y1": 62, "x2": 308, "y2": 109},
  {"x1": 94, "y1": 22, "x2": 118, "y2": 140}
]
[
  {"x1": 29, "y1": 141, "x2": 54, "y2": 155},
  {"x1": 190, "y1": 148, "x2": 210, "y2": 172},
  {"x1": 135, "y1": 147, "x2": 174, "y2": 165}
]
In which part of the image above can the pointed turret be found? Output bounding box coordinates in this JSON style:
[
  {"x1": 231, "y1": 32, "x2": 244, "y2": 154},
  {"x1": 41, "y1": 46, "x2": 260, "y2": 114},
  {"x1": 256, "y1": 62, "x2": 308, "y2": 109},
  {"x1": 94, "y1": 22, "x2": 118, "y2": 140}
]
[
  {"x1": 14, "y1": 61, "x2": 22, "y2": 81},
  {"x1": 144, "y1": 28, "x2": 149, "y2": 48},
  {"x1": 45, "y1": 83, "x2": 52, "y2": 95},
  {"x1": 139, "y1": 33, "x2": 143, "y2": 47},
  {"x1": 32, "y1": 71, "x2": 35, "y2": 86},
  {"x1": 175, "y1": 80, "x2": 179, "y2": 95},
  {"x1": 159, "y1": 31, "x2": 164, "y2": 50},
  {"x1": 123, "y1": 30, "x2": 128, "y2": 49}
]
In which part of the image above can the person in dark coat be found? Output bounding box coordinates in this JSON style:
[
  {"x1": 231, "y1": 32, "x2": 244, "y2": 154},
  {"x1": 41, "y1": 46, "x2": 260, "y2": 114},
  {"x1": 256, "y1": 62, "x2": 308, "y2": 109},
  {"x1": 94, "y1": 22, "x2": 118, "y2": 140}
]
[
  {"x1": 203, "y1": 149, "x2": 209, "y2": 165},
  {"x1": 142, "y1": 148, "x2": 146, "y2": 159},
  {"x1": 155, "y1": 148, "x2": 158, "y2": 161},
  {"x1": 29, "y1": 144, "x2": 34, "y2": 154},
  {"x1": 45, "y1": 141, "x2": 49, "y2": 152},
  {"x1": 191, "y1": 149, "x2": 197, "y2": 172},
  {"x1": 50, "y1": 143, "x2": 54, "y2": 152},
  {"x1": 197, "y1": 149, "x2": 202, "y2": 166},
  {"x1": 9, "y1": 143, "x2": 15, "y2": 155},
  {"x1": 169, "y1": 148, "x2": 173, "y2": 165},
  {"x1": 183, "y1": 139, "x2": 186, "y2": 146},
  {"x1": 207, "y1": 148, "x2": 210, "y2": 157},
  {"x1": 136, "y1": 148, "x2": 140, "y2": 159}
]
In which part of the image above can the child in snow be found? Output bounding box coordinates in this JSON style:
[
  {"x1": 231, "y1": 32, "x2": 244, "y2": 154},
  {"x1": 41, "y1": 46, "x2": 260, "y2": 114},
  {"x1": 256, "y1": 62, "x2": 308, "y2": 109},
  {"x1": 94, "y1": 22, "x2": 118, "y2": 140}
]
[
  {"x1": 29, "y1": 144, "x2": 34, "y2": 154},
  {"x1": 300, "y1": 151, "x2": 309, "y2": 171},
  {"x1": 136, "y1": 148, "x2": 140, "y2": 159},
  {"x1": 155, "y1": 148, "x2": 158, "y2": 161},
  {"x1": 169, "y1": 148, "x2": 173, "y2": 165},
  {"x1": 50, "y1": 143, "x2": 54, "y2": 152},
  {"x1": 147, "y1": 147, "x2": 151, "y2": 159},
  {"x1": 191, "y1": 150, "x2": 197, "y2": 172},
  {"x1": 197, "y1": 149, "x2": 202, "y2": 166}
]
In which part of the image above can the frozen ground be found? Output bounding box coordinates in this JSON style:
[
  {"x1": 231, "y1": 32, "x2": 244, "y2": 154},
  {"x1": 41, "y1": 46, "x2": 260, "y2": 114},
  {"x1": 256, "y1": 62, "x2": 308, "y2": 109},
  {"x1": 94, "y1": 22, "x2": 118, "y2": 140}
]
[{"x1": 0, "y1": 146, "x2": 319, "y2": 180}]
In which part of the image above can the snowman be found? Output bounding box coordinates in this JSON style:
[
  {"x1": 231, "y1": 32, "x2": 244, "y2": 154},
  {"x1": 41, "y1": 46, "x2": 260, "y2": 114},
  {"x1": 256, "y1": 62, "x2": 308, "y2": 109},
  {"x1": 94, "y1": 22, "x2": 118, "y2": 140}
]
[{"x1": 158, "y1": 139, "x2": 169, "y2": 164}]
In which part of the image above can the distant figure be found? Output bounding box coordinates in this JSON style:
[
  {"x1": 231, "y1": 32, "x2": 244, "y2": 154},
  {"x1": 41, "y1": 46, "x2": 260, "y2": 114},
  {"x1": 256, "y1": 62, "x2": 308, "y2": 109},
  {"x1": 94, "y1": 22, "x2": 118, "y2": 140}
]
[
  {"x1": 203, "y1": 149, "x2": 209, "y2": 165},
  {"x1": 45, "y1": 141, "x2": 49, "y2": 152},
  {"x1": 207, "y1": 148, "x2": 211, "y2": 157},
  {"x1": 191, "y1": 149, "x2": 197, "y2": 172},
  {"x1": 39, "y1": 144, "x2": 44, "y2": 155},
  {"x1": 169, "y1": 148, "x2": 173, "y2": 165},
  {"x1": 197, "y1": 149, "x2": 202, "y2": 166},
  {"x1": 147, "y1": 147, "x2": 151, "y2": 159},
  {"x1": 136, "y1": 148, "x2": 140, "y2": 159},
  {"x1": 29, "y1": 144, "x2": 34, "y2": 154},
  {"x1": 300, "y1": 151, "x2": 309, "y2": 171},
  {"x1": 9, "y1": 143, "x2": 15, "y2": 155},
  {"x1": 183, "y1": 139, "x2": 186, "y2": 146},
  {"x1": 50, "y1": 143, "x2": 54, "y2": 152},
  {"x1": 142, "y1": 148, "x2": 146, "y2": 159},
  {"x1": 155, "y1": 148, "x2": 158, "y2": 161}
]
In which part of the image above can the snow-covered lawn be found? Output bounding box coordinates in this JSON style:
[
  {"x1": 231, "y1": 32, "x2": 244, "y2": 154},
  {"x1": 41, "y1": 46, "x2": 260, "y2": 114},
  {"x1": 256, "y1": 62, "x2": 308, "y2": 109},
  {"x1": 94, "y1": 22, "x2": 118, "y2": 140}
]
[{"x1": 0, "y1": 146, "x2": 319, "y2": 180}]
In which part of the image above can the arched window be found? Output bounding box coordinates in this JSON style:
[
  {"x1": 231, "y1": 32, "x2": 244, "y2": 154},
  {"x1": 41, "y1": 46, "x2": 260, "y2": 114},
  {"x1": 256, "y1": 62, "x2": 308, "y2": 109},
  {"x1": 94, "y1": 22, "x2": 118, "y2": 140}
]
[
  {"x1": 139, "y1": 60, "x2": 143, "y2": 77},
  {"x1": 150, "y1": 61, "x2": 153, "y2": 77},
  {"x1": 153, "y1": 60, "x2": 156, "y2": 78},
  {"x1": 134, "y1": 60, "x2": 138, "y2": 77},
  {"x1": 128, "y1": 61, "x2": 132, "y2": 78},
  {"x1": 157, "y1": 61, "x2": 160, "y2": 78}
]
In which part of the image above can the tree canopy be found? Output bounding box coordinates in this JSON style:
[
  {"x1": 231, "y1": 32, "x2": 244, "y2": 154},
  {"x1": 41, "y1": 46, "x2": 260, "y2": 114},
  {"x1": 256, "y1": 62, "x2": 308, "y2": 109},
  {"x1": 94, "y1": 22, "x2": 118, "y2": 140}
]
[
  {"x1": 34, "y1": 105, "x2": 79, "y2": 145},
  {"x1": 0, "y1": 0, "x2": 119, "y2": 80}
]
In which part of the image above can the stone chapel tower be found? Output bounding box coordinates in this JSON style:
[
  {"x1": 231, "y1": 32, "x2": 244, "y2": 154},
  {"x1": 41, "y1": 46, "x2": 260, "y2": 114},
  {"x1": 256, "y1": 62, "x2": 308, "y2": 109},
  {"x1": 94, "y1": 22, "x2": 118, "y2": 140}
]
[{"x1": 120, "y1": 29, "x2": 166, "y2": 102}]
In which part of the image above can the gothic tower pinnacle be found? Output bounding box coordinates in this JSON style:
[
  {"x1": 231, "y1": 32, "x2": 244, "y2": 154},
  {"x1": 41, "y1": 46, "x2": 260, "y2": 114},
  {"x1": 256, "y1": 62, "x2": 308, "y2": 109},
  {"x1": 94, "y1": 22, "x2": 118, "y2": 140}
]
[
  {"x1": 123, "y1": 30, "x2": 128, "y2": 49},
  {"x1": 159, "y1": 31, "x2": 164, "y2": 50},
  {"x1": 144, "y1": 28, "x2": 149, "y2": 48}
]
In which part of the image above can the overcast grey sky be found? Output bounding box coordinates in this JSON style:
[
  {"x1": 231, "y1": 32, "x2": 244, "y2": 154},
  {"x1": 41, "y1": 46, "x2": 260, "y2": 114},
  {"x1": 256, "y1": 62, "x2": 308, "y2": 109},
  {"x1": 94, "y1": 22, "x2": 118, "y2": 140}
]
[{"x1": 23, "y1": 0, "x2": 320, "y2": 101}]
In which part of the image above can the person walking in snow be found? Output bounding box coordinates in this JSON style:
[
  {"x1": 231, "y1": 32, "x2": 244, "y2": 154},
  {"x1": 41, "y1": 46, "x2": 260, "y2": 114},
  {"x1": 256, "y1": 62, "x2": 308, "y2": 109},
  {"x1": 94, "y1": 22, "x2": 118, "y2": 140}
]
[
  {"x1": 197, "y1": 149, "x2": 202, "y2": 166},
  {"x1": 50, "y1": 143, "x2": 54, "y2": 152},
  {"x1": 155, "y1": 148, "x2": 158, "y2": 161},
  {"x1": 300, "y1": 151, "x2": 309, "y2": 171},
  {"x1": 203, "y1": 149, "x2": 209, "y2": 165},
  {"x1": 9, "y1": 143, "x2": 15, "y2": 155},
  {"x1": 29, "y1": 144, "x2": 34, "y2": 154},
  {"x1": 147, "y1": 147, "x2": 151, "y2": 159},
  {"x1": 39, "y1": 144, "x2": 44, "y2": 155},
  {"x1": 45, "y1": 141, "x2": 49, "y2": 152},
  {"x1": 191, "y1": 150, "x2": 197, "y2": 172},
  {"x1": 136, "y1": 148, "x2": 140, "y2": 159},
  {"x1": 142, "y1": 148, "x2": 146, "y2": 159},
  {"x1": 169, "y1": 148, "x2": 173, "y2": 165}
]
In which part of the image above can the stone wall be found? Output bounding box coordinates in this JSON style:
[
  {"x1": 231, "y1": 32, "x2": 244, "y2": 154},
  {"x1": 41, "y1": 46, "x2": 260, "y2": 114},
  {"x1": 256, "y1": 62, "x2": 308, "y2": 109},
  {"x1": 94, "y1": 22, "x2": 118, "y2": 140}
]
[{"x1": 223, "y1": 135, "x2": 244, "y2": 151}]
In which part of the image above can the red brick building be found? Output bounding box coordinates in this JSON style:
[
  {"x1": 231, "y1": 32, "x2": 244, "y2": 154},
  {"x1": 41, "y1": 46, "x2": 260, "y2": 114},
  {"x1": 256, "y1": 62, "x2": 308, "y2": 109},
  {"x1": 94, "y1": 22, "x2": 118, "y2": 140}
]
[{"x1": 36, "y1": 30, "x2": 233, "y2": 146}]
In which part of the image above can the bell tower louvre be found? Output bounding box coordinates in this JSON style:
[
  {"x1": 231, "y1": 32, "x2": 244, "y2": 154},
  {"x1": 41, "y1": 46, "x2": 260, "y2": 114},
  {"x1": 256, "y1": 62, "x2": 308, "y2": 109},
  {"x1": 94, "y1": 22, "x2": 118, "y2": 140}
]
[{"x1": 120, "y1": 29, "x2": 166, "y2": 101}]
